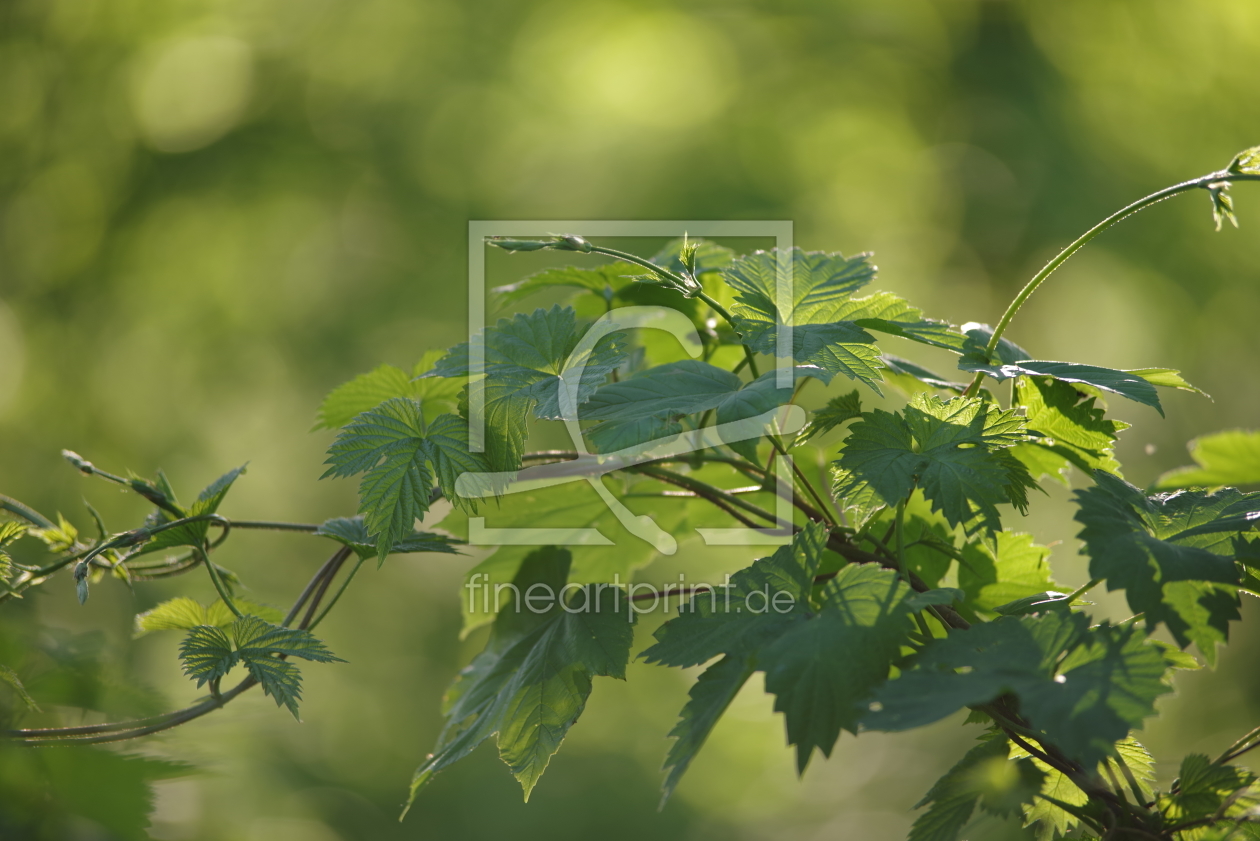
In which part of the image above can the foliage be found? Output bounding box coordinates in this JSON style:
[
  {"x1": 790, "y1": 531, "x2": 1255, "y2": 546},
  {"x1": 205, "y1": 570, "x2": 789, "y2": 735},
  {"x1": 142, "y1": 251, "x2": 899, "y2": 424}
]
[{"x1": 2, "y1": 145, "x2": 1260, "y2": 841}]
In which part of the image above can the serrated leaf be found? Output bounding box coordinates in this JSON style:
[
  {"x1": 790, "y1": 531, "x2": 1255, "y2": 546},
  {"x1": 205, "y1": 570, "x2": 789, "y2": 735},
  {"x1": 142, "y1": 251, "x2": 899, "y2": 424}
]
[
  {"x1": 178, "y1": 625, "x2": 236, "y2": 687},
  {"x1": 647, "y1": 527, "x2": 919, "y2": 776},
  {"x1": 1074, "y1": 471, "x2": 1257, "y2": 661},
  {"x1": 1159, "y1": 754, "x2": 1257, "y2": 824},
  {"x1": 581, "y1": 360, "x2": 812, "y2": 458},
  {"x1": 958, "y1": 532, "x2": 1060, "y2": 613},
  {"x1": 763, "y1": 564, "x2": 918, "y2": 771},
  {"x1": 867, "y1": 613, "x2": 1171, "y2": 768},
  {"x1": 30, "y1": 513, "x2": 78, "y2": 554},
  {"x1": 408, "y1": 547, "x2": 634, "y2": 806},
  {"x1": 834, "y1": 394, "x2": 1033, "y2": 536},
  {"x1": 0, "y1": 520, "x2": 26, "y2": 580},
  {"x1": 231, "y1": 615, "x2": 343, "y2": 664},
  {"x1": 910, "y1": 738, "x2": 1043, "y2": 841},
  {"x1": 1014, "y1": 376, "x2": 1129, "y2": 483},
  {"x1": 323, "y1": 398, "x2": 491, "y2": 558},
  {"x1": 425, "y1": 305, "x2": 627, "y2": 471},
  {"x1": 244, "y1": 656, "x2": 306, "y2": 719},
  {"x1": 641, "y1": 523, "x2": 828, "y2": 669},
  {"x1": 1157, "y1": 429, "x2": 1260, "y2": 490},
  {"x1": 724, "y1": 247, "x2": 886, "y2": 390},
  {"x1": 313, "y1": 351, "x2": 463, "y2": 431},
  {"x1": 836, "y1": 291, "x2": 966, "y2": 352},
  {"x1": 315, "y1": 515, "x2": 460, "y2": 560},
  {"x1": 795, "y1": 390, "x2": 862, "y2": 446},
  {"x1": 660, "y1": 654, "x2": 754, "y2": 805}
]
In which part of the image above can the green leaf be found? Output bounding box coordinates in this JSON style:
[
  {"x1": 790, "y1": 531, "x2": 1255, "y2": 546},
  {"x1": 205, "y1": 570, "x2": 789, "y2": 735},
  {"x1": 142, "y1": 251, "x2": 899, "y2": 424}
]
[
  {"x1": 1074, "y1": 471, "x2": 1256, "y2": 661},
  {"x1": 724, "y1": 247, "x2": 885, "y2": 390},
  {"x1": 762, "y1": 564, "x2": 918, "y2": 771},
  {"x1": 834, "y1": 394, "x2": 1033, "y2": 536},
  {"x1": 1013, "y1": 376, "x2": 1129, "y2": 484},
  {"x1": 867, "y1": 613, "x2": 1171, "y2": 768},
  {"x1": 312, "y1": 351, "x2": 464, "y2": 431},
  {"x1": 641, "y1": 523, "x2": 828, "y2": 669},
  {"x1": 178, "y1": 625, "x2": 236, "y2": 688},
  {"x1": 960, "y1": 358, "x2": 1166, "y2": 415},
  {"x1": 0, "y1": 663, "x2": 40, "y2": 711},
  {"x1": 29, "y1": 513, "x2": 79, "y2": 554},
  {"x1": 1157, "y1": 429, "x2": 1260, "y2": 489},
  {"x1": 648, "y1": 526, "x2": 920, "y2": 776},
  {"x1": 650, "y1": 237, "x2": 736, "y2": 275},
  {"x1": 958, "y1": 532, "x2": 1060, "y2": 613},
  {"x1": 315, "y1": 515, "x2": 460, "y2": 560},
  {"x1": 492, "y1": 262, "x2": 639, "y2": 305},
  {"x1": 323, "y1": 399, "x2": 491, "y2": 559},
  {"x1": 660, "y1": 655, "x2": 754, "y2": 805},
  {"x1": 795, "y1": 390, "x2": 862, "y2": 446},
  {"x1": 0, "y1": 520, "x2": 26, "y2": 580},
  {"x1": 230, "y1": 614, "x2": 343, "y2": 664},
  {"x1": 142, "y1": 466, "x2": 247, "y2": 553},
  {"x1": 425, "y1": 305, "x2": 627, "y2": 470},
  {"x1": 1010, "y1": 736, "x2": 1152, "y2": 840},
  {"x1": 910, "y1": 738, "x2": 1043, "y2": 841},
  {"x1": 880, "y1": 355, "x2": 966, "y2": 395},
  {"x1": 134, "y1": 597, "x2": 283, "y2": 635},
  {"x1": 408, "y1": 547, "x2": 634, "y2": 805},
  {"x1": 243, "y1": 656, "x2": 306, "y2": 719},
  {"x1": 837, "y1": 291, "x2": 967, "y2": 353},
  {"x1": 1229, "y1": 145, "x2": 1260, "y2": 175},
  {"x1": 1159, "y1": 754, "x2": 1257, "y2": 824}
]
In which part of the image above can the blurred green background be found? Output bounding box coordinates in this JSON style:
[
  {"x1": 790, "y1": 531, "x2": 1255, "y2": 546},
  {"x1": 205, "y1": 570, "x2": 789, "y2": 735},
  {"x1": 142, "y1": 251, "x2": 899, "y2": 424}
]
[{"x1": 1, "y1": 0, "x2": 1259, "y2": 838}]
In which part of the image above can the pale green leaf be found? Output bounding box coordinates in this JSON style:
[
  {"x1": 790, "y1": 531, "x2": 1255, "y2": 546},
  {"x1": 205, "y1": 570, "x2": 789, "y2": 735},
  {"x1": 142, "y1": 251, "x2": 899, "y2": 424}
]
[
  {"x1": 1157, "y1": 429, "x2": 1260, "y2": 489},
  {"x1": 958, "y1": 532, "x2": 1060, "y2": 613}
]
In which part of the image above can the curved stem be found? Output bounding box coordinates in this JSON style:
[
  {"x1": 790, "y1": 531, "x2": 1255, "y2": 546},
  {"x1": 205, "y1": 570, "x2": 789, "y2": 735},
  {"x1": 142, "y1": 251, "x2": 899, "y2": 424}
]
[
  {"x1": 0, "y1": 494, "x2": 57, "y2": 530},
  {"x1": 307, "y1": 556, "x2": 365, "y2": 632},
  {"x1": 198, "y1": 546, "x2": 241, "y2": 618},
  {"x1": 964, "y1": 171, "x2": 1260, "y2": 398}
]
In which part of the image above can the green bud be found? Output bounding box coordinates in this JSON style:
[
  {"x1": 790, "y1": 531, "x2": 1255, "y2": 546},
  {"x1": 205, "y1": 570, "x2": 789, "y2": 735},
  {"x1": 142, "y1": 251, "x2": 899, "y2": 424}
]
[
  {"x1": 555, "y1": 234, "x2": 593, "y2": 253},
  {"x1": 487, "y1": 238, "x2": 553, "y2": 252},
  {"x1": 62, "y1": 449, "x2": 93, "y2": 474}
]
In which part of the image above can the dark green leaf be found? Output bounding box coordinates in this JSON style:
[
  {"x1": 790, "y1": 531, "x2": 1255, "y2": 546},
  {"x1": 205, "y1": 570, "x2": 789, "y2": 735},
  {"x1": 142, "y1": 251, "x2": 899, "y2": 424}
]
[
  {"x1": 763, "y1": 564, "x2": 918, "y2": 771},
  {"x1": 408, "y1": 547, "x2": 635, "y2": 805},
  {"x1": 178, "y1": 625, "x2": 235, "y2": 688},
  {"x1": 244, "y1": 656, "x2": 305, "y2": 719},
  {"x1": 1157, "y1": 429, "x2": 1260, "y2": 489},
  {"x1": 641, "y1": 523, "x2": 828, "y2": 668},
  {"x1": 961, "y1": 357, "x2": 1166, "y2": 415},
  {"x1": 1074, "y1": 471, "x2": 1256, "y2": 661},
  {"x1": 231, "y1": 615, "x2": 343, "y2": 664},
  {"x1": 795, "y1": 390, "x2": 862, "y2": 446},
  {"x1": 315, "y1": 515, "x2": 460, "y2": 560},
  {"x1": 834, "y1": 394, "x2": 1032, "y2": 536},
  {"x1": 425, "y1": 305, "x2": 627, "y2": 470}
]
